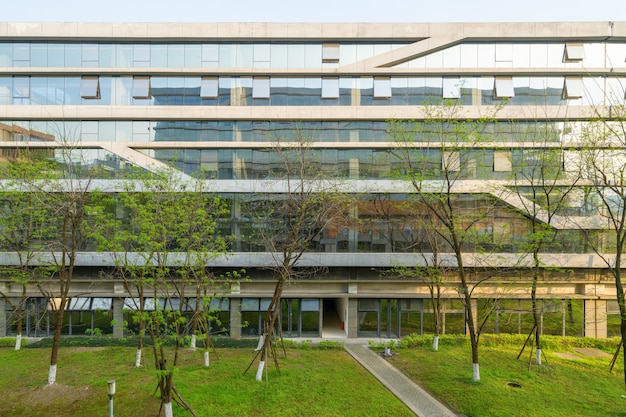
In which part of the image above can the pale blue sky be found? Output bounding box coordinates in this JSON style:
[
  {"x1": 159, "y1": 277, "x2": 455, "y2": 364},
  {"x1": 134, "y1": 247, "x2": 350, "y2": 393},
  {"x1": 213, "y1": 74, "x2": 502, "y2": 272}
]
[{"x1": 4, "y1": 0, "x2": 626, "y2": 23}]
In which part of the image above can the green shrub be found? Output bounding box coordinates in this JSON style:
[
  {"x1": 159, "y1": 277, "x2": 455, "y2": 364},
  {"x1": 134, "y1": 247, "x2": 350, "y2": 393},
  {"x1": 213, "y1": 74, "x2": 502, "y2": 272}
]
[
  {"x1": 0, "y1": 337, "x2": 16, "y2": 348},
  {"x1": 317, "y1": 340, "x2": 345, "y2": 350}
]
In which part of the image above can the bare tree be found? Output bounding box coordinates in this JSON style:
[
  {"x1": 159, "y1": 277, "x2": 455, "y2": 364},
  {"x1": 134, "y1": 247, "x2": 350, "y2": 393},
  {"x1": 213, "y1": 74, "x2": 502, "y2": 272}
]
[{"x1": 244, "y1": 133, "x2": 351, "y2": 383}]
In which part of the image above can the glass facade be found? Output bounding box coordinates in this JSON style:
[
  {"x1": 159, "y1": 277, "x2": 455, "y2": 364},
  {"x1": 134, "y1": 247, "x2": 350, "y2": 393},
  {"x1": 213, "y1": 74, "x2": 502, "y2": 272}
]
[
  {"x1": 0, "y1": 22, "x2": 622, "y2": 341},
  {"x1": 3, "y1": 75, "x2": 624, "y2": 106}
]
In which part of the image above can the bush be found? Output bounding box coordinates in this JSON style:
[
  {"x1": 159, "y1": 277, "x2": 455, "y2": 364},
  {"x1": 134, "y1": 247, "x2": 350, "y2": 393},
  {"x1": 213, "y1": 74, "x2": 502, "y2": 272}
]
[
  {"x1": 317, "y1": 340, "x2": 345, "y2": 350},
  {"x1": 0, "y1": 337, "x2": 16, "y2": 348}
]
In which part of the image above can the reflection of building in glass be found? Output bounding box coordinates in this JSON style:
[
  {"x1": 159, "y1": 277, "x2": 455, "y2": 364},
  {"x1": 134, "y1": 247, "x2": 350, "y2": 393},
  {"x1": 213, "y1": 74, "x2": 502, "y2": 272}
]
[
  {"x1": 2, "y1": 22, "x2": 626, "y2": 340},
  {"x1": 0, "y1": 122, "x2": 55, "y2": 160}
]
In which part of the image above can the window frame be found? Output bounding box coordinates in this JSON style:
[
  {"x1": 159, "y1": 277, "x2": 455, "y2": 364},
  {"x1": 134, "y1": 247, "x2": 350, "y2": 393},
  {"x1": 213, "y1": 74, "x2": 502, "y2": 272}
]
[
  {"x1": 252, "y1": 77, "x2": 270, "y2": 99},
  {"x1": 563, "y1": 42, "x2": 585, "y2": 62},
  {"x1": 442, "y1": 151, "x2": 461, "y2": 172},
  {"x1": 200, "y1": 76, "x2": 219, "y2": 99},
  {"x1": 80, "y1": 76, "x2": 100, "y2": 99},
  {"x1": 442, "y1": 77, "x2": 461, "y2": 99},
  {"x1": 563, "y1": 76, "x2": 583, "y2": 99},
  {"x1": 373, "y1": 77, "x2": 391, "y2": 99},
  {"x1": 494, "y1": 77, "x2": 515, "y2": 99},
  {"x1": 322, "y1": 43, "x2": 340, "y2": 63},
  {"x1": 132, "y1": 76, "x2": 151, "y2": 99},
  {"x1": 493, "y1": 151, "x2": 512, "y2": 172},
  {"x1": 321, "y1": 77, "x2": 339, "y2": 98}
]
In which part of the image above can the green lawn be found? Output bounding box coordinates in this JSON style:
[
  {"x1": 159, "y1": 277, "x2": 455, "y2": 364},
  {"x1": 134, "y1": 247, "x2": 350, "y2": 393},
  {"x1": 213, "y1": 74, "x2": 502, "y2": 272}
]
[
  {"x1": 2, "y1": 335, "x2": 626, "y2": 417},
  {"x1": 0, "y1": 345, "x2": 413, "y2": 417},
  {"x1": 388, "y1": 335, "x2": 626, "y2": 417}
]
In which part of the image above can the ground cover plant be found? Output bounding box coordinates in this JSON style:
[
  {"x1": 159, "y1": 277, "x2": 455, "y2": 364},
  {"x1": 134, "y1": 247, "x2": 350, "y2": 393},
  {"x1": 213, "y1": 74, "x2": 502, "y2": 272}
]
[
  {"x1": 0, "y1": 342, "x2": 412, "y2": 417},
  {"x1": 387, "y1": 334, "x2": 626, "y2": 417}
]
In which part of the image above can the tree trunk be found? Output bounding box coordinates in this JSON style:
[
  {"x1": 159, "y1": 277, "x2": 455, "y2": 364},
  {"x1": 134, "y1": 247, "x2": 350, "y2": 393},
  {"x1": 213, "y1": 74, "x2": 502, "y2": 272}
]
[
  {"x1": 15, "y1": 309, "x2": 23, "y2": 351},
  {"x1": 432, "y1": 335, "x2": 439, "y2": 351},
  {"x1": 48, "y1": 306, "x2": 65, "y2": 385},
  {"x1": 135, "y1": 348, "x2": 142, "y2": 368},
  {"x1": 190, "y1": 334, "x2": 197, "y2": 351},
  {"x1": 256, "y1": 360, "x2": 265, "y2": 382},
  {"x1": 48, "y1": 364, "x2": 57, "y2": 386},
  {"x1": 472, "y1": 363, "x2": 480, "y2": 382},
  {"x1": 164, "y1": 402, "x2": 173, "y2": 417}
]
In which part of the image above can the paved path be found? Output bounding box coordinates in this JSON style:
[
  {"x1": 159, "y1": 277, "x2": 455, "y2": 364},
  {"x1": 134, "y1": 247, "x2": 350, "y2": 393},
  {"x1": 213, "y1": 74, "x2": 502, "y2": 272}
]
[{"x1": 344, "y1": 344, "x2": 458, "y2": 417}]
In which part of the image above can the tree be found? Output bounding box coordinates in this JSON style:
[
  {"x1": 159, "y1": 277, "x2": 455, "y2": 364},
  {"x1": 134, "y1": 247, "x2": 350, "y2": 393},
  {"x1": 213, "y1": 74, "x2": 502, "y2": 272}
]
[
  {"x1": 244, "y1": 133, "x2": 351, "y2": 383},
  {"x1": 375, "y1": 196, "x2": 445, "y2": 350},
  {"x1": 33, "y1": 149, "x2": 104, "y2": 386},
  {"x1": 0, "y1": 153, "x2": 51, "y2": 351},
  {"x1": 577, "y1": 101, "x2": 626, "y2": 388},
  {"x1": 506, "y1": 122, "x2": 582, "y2": 365},
  {"x1": 389, "y1": 102, "x2": 503, "y2": 381},
  {"x1": 96, "y1": 167, "x2": 231, "y2": 416}
]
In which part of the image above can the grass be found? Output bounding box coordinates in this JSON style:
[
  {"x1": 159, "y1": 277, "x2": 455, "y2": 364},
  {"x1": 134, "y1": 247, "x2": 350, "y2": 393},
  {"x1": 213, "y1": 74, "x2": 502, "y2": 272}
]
[
  {"x1": 3, "y1": 334, "x2": 626, "y2": 416},
  {"x1": 0, "y1": 343, "x2": 413, "y2": 417},
  {"x1": 387, "y1": 334, "x2": 626, "y2": 417}
]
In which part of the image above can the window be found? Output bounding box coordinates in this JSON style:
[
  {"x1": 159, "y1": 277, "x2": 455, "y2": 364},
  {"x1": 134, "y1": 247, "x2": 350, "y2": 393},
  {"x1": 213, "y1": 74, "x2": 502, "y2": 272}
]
[
  {"x1": 442, "y1": 151, "x2": 460, "y2": 172},
  {"x1": 493, "y1": 151, "x2": 512, "y2": 172},
  {"x1": 322, "y1": 43, "x2": 340, "y2": 63},
  {"x1": 373, "y1": 77, "x2": 391, "y2": 99},
  {"x1": 252, "y1": 77, "x2": 270, "y2": 98},
  {"x1": 494, "y1": 77, "x2": 514, "y2": 99},
  {"x1": 132, "y1": 76, "x2": 151, "y2": 99},
  {"x1": 563, "y1": 77, "x2": 583, "y2": 99},
  {"x1": 12, "y1": 76, "x2": 30, "y2": 100},
  {"x1": 563, "y1": 43, "x2": 585, "y2": 62},
  {"x1": 80, "y1": 76, "x2": 100, "y2": 99},
  {"x1": 200, "y1": 77, "x2": 219, "y2": 98},
  {"x1": 322, "y1": 77, "x2": 339, "y2": 98},
  {"x1": 442, "y1": 77, "x2": 461, "y2": 99}
]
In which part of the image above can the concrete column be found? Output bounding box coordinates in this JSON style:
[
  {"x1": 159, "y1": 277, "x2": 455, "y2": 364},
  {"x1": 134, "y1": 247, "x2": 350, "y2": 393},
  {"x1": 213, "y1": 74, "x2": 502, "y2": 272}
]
[
  {"x1": 112, "y1": 297, "x2": 124, "y2": 338},
  {"x1": 230, "y1": 298, "x2": 241, "y2": 338},
  {"x1": 584, "y1": 299, "x2": 607, "y2": 339},
  {"x1": 347, "y1": 298, "x2": 358, "y2": 338},
  {"x1": 0, "y1": 298, "x2": 6, "y2": 337}
]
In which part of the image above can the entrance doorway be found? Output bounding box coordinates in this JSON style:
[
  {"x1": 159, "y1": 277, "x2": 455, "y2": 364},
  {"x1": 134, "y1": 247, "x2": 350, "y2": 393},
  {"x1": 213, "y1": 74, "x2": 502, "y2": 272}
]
[{"x1": 322, "y1": 298, "x2": 345, "y2": 338}]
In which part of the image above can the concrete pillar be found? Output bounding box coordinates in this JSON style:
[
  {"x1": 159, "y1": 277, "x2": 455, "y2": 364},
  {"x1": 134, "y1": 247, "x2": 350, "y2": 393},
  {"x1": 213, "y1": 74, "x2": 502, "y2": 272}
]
[
  {"x1": 347, "y1": 298, "x2": 358, "y2": 338},
  {"x1": 584, "y1": 299, "x2": 607, "y2": 339},
  {"x1": 230, "y1": 298, "x2": 241, "y2": 338},
  {"x1": 0, "y1": 298, "x2": 6, "y2": 337},
  {"x1": 112, "y1": 297, "x2": 124, "y2": 338}
]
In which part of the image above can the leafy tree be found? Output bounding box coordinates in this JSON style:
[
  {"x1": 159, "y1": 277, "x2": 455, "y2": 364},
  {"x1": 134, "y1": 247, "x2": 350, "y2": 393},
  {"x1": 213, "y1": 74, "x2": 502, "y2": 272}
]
[
  {"x1": 388, "y1": 103, "x2": 503, "y2": 381},
  {"x1": 95, "y1": 168, "x2": 231, "y2": 416},
  {"x1": 0, "y1": 153, "x2": 52, "y2": 351},
  {"x1": 576, "y1": 102, "x2": 626, "y2": 388},
  {"x1": 506, "y1": 122, "x2": 582, "y2": 365}
]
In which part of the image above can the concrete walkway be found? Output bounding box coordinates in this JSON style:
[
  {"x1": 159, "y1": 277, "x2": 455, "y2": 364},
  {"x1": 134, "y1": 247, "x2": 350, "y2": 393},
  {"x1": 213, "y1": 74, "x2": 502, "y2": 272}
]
[{"x1": 344, "y1": 344, "x2": 458, "y2": 417}]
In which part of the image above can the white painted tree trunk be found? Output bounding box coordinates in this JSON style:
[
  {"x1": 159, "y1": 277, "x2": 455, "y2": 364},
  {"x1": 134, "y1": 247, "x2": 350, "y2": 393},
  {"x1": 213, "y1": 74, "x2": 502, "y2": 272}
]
[
  {"x1": 190, "y1": 334, "x2": 196, "y2": 351},
  {"x1": 48, "y1": 364, "x2": 57, "y2": 385},
  {"x1": 432, "y1": 335, "x2": 439, "y2": 351},
  {"x1": 472, "y1": 363, "x2": 480, "y2": 382},
  {"x1": 255, "y1": 335, "x2": 264, "y2": 351},
  {"x1": 536, "y1": 348, "x2": 542, "y2": 365},
  {"x1": 164, "y1": 401, "x2": 173, "y2": 417},
  {"x1": 204, "y1": 351, "x2": 209, "y2": 367},
  {"x1": 135, "y1": 348, "x2": 142, "y2": 368},
  {"x1": 256, "y1": 360, "x2": 265, "y2": 382},
  {"x1": 15, "y1": 333, "x2": 22, "y2": 351}
]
